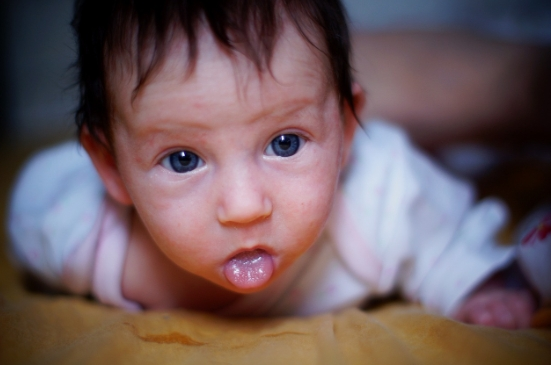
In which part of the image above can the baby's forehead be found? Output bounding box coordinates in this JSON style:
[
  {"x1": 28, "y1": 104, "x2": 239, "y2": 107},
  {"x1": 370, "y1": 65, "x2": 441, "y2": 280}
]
[
  {"x1": 105, "y1": 20, "x2": 333, "y2": 103},
  {"x1": 105, "y1": 25, "x2": 337, "y2": 137}
]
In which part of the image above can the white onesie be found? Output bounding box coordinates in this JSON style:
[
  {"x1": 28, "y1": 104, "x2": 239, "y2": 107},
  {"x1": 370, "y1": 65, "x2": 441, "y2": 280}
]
[{"x1": 7, "y1": 120, "x2": 520, "y2": 315}]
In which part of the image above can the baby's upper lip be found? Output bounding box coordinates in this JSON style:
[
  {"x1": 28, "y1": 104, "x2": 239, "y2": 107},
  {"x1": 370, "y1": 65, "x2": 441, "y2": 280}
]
[{"x1": 225, "y1": 244, "x2": 275, "y2": 262}]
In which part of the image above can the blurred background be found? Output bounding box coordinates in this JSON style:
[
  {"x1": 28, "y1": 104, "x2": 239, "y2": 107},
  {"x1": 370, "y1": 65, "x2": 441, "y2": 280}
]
[
  {"x1": 0, "y1": 0, "x2": 550, "y2": 149},
  {"x1": 2, "y1": 0, "x2": 77, "y2": 146},
  {"x1": 344, "y1": 0, "x2": 551, "y2": 42}
]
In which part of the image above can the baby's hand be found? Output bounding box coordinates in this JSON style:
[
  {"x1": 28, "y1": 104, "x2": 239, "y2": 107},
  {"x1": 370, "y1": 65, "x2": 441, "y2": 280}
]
[{"x1": 453, "y1": 287, "x2": 536, "y2": 329}]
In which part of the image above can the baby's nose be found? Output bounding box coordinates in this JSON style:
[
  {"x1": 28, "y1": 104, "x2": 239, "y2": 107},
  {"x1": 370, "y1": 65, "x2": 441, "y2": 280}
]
[
  {"x1": 217, "y1": 194, "x2": 272, "y2": 225},
  {"x1": 216, "y1": 168, "x2": 272, "y2": 225}
]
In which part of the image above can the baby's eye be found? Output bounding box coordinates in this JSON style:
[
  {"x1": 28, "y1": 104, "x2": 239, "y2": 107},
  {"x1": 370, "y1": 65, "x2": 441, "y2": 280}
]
[
  {"x1": 161, "y1": 150, "x2": 203, "y2": 173},
  {"x1": 265, "y1": 134, "x2": 303, "y2": 157}
]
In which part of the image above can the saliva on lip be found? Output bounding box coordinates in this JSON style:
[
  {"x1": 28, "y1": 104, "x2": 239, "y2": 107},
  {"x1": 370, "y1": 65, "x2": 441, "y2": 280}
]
[{"x1": 224, "y1": 249, "x2": 274, "y2": 289}]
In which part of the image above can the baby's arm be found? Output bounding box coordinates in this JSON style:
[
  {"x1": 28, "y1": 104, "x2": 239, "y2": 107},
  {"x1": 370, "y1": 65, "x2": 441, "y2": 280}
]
[
  {"x1": 453, "y1": 271, "x2": 536, "y2": 329},
  {"x1": 455, "y1": 209, "x2": 551, "y2": 328},
  {"x1": 8, "y1": 142, "x2": 106, "y2": 292}
]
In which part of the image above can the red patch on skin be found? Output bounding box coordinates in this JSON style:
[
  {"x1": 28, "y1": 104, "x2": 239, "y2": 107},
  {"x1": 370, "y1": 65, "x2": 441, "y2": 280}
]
[{"x1": 521, "y1": 214, "x2": 551, "y2": 246}]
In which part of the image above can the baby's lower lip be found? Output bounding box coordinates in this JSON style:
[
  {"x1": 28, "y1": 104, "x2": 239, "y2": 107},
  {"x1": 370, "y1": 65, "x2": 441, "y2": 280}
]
[{"x1": 223, "y1": 249, "x2": 274, "y2": 290}]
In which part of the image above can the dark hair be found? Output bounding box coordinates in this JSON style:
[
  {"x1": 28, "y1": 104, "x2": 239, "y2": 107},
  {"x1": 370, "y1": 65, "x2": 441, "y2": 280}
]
[{"x1": 72, "y1": 0, "x2": 355, "y2": 147}]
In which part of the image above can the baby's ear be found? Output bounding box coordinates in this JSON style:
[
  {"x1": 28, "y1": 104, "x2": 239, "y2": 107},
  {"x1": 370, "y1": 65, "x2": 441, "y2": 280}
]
[
  {"x1": 341, "y1": 82, "x2": 366, "y2": 165},
  {"x1": 349, "y1": 82, "x2": 366, "y2": 118},
  {"x1": 80, "y1": 127, "x2": 133, "y2": 206}
]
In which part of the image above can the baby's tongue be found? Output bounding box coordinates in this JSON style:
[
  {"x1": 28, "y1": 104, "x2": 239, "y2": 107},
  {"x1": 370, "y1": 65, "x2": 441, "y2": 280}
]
[{"x1": 224, "y1": 249, "x2": 274, "y2": 290}]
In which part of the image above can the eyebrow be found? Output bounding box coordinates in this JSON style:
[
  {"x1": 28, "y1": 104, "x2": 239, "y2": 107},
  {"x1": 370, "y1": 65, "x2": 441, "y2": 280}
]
[{"x1": 134, "y1": 95, "x2": 320, "y2": 137}]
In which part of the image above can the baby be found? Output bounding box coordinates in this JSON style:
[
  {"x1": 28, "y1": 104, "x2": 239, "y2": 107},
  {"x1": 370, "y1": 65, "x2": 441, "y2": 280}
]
[{"x1": 8, "y1": 0, "x2": 550, "y2": 328}]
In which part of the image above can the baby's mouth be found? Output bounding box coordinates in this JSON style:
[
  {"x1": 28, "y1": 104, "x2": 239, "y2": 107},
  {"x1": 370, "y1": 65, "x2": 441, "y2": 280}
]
[{"x1": 224, "y1": 249, "x2": 274, "y2": 290}]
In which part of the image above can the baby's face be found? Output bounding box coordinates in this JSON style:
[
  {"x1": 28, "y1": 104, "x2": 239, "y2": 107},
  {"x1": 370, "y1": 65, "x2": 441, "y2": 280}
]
[{"x1": 106, "y1": 24, "x2": 357, "y2": 294}]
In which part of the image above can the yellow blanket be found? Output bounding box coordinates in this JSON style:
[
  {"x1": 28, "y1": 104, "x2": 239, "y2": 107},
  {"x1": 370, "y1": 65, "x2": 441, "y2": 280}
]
[{"x1": 1, "y1": 268, "x2": 550, "y2": 365}]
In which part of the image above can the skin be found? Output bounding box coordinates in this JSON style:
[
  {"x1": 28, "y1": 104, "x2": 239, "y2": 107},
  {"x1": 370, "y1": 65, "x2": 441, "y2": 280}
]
[{"x1": 82, "y1": 20, "x2": 535, "y2": 326}]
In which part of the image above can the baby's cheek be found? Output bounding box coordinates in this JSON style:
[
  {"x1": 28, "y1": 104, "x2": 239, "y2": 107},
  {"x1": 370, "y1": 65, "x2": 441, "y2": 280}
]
[
  {"x1": 287, "y1": 175, "x2": 337, "y2": 237},
  {"x1": 134, "y1": 199, "x2": 203, "y2": 252}
]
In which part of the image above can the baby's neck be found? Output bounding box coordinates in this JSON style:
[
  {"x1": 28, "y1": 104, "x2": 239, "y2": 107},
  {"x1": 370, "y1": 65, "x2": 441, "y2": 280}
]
[{"x1": 121, "y1": 211, "x2": 242, "y2": 311}]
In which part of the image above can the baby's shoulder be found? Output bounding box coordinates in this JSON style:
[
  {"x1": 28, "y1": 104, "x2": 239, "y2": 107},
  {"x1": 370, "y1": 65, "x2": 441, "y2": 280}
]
[
  {"x1": 8, "y1": 140, "x2": 107, "y2": 287},
  {"x1": 14, "y1": 141, "x2": 92, "y2": 184},
  {"x1": 346, "y1": 119, "x2": 414, "y2": 174},
  {"x1": 10, "y1": 140, "x2": 100, "y2": 211}
]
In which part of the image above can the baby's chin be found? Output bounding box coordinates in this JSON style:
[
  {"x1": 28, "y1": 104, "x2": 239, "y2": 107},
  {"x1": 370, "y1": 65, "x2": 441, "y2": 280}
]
[{"x1": 222, "y1": 249, "x2": 275, "y2": 293}]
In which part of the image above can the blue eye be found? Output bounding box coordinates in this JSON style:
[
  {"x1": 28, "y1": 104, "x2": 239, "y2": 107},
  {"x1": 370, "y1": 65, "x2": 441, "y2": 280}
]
[
  {"x1": 266, "y1": 134, "x2": 302, "y2": 157},
  {"x1": 161, "y1": 150, "x2": 203, "y2": 173}
]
